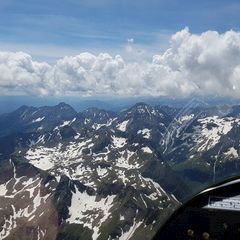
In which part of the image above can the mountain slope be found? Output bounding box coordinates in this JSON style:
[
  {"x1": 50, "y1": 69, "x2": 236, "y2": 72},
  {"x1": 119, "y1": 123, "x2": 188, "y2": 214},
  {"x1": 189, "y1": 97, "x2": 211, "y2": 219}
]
[
  {"x1": 0, "y1": 103, "x2": 185, "y2": 240},
  {"x1": 2, "y1": 102, "x2": 240, "y2": 239}
]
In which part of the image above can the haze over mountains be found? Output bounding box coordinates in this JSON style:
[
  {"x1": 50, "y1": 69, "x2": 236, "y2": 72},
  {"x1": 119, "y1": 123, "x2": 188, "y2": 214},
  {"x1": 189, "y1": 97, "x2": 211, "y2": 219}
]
[
  {"x1": 1, "y1": 101, "x2": 240, "y2": 239},
  {"x1": 0, "y1": 95, "x2": 239, "y2": 114}
]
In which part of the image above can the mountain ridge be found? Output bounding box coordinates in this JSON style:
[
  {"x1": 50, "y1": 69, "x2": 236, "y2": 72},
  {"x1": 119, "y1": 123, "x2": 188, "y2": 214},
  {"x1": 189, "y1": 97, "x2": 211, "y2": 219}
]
[{"x1": 1, "y1": 101, "x2": 240, "y2": 239}]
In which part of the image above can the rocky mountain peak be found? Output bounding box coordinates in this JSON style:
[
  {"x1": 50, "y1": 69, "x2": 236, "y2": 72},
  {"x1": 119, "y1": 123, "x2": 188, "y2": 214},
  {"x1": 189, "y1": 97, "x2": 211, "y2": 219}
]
[{"x1": 56, "y1": 102, "x2": 75, "y2": 111}]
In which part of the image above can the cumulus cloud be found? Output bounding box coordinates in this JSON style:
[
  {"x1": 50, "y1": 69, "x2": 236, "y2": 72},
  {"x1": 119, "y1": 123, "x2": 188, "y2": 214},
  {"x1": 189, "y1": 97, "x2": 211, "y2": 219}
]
[
  {"x1": 127, "y1": 38, "x2": 134, "y2": 44},
  {"x1": 1, "y1": 28, "x2": 240, "y2": 98},
  {"x1": 152, "y1": 28, "x2": 240, "y2": 97},
  {"x1": 0, "y1": 51, "x2": 51, "y2": 96}
]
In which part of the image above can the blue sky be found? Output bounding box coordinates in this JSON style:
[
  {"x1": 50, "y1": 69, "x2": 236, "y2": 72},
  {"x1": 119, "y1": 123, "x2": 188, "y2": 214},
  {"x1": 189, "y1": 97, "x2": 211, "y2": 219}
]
[
  {"x1": 0, "y1": 0, "x2": 240, "y2": 62},
  {"x1": 1, "y1": 0, "x2": 240, "y2": 100}
]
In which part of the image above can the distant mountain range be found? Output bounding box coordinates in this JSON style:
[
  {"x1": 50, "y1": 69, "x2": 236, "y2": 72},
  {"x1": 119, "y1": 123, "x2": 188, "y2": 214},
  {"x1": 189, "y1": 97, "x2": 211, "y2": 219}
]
[
  {"x1": 1, "y1": 96, "x2": 239, "y2": 114},
  {"x1": 1, "y1": 101, "x2": 240, "y2": 239}
]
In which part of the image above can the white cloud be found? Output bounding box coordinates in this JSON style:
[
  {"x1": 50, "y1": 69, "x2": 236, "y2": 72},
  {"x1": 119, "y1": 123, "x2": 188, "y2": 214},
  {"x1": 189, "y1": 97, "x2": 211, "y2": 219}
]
[
  {"x1": 0, "y1": 51, "x2": 51, "y2": 95},
  {"x1": 51, "y1": 52, "x2": 125, "y2": 96},
  {"x1": 127, "y1": 38, "x2": 134, "y2": 44},
  {"x1": 1, "y1": 28, "x2": 240, "y2": 98}
]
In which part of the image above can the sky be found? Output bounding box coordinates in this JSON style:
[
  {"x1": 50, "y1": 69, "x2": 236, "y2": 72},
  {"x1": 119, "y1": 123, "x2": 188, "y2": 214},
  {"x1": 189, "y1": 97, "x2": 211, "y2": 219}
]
[{"x1": 0, "y1": 0, "x2": 240, "y2": 99}]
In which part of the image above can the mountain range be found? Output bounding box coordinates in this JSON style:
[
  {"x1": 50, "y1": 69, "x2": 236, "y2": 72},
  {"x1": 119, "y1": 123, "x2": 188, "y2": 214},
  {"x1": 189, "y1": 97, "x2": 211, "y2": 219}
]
[{"x1": 0, "y1": 101, "x2": 240, "y2": 239}]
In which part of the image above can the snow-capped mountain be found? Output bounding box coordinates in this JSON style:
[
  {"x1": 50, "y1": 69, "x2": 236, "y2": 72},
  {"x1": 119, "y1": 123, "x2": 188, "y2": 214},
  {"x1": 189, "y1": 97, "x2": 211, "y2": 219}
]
[
  {"x1": 1, "y1": 102, "x2": 240, "y2": 239},
  {"x1": 161, "y1": 105, "x2": 240, "y2": 186}
]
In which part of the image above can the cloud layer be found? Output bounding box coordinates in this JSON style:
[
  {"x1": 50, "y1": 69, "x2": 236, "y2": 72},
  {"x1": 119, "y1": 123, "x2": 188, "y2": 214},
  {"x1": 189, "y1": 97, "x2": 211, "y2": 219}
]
[{"x1": 1, "y1": 28, "x2": 240, "y2": 98}]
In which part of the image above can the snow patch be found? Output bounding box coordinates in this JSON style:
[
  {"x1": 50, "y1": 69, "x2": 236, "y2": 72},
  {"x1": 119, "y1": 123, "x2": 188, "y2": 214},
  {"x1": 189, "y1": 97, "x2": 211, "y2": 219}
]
[
  {"x1": 119, "y1": 218, "x2": 143, "y2": 240},
  {"x1": 67, "y1": 186, "x2": 116, "y2": 240},
  {"x1": 137, "y1": 129, "x2": 151, "y2": 139},
  {"x1": 224, "y1": 147, "x2": 239, "y2": 158},
  {"x1": 179, "y1": 114, "x2": 194, "y2": 122},
  {"x1": 194, "y1": 116, "x2": 236, "y2": 151},
  {"x1": 25, "y1": 148, "x2": 55, "y2": 170},
  {"x1": 32, "y1": 117, "x2": 45, "y2": 123},
  {"x1": 60, "y1": 118, "x2": 76, "y2": 127},
  {"x1": 141, "y1": 147, "x2": 152, "y2": 154},
  {"x1": 112, "y1": 136, "x2": 127, "y2": 148},
  {"x1": 117, "y1": 120, "x2": 129, "y2": 132}
]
